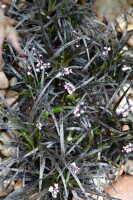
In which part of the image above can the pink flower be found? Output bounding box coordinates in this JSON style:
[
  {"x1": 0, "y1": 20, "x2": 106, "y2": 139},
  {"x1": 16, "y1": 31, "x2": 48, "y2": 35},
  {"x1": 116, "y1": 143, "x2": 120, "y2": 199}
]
[
  {"x1": 48, "y1": 183, "x2": 59, "y2": 198},
  {"x1": 64, "y1": 82, "x2": 76, "y2": 94}
]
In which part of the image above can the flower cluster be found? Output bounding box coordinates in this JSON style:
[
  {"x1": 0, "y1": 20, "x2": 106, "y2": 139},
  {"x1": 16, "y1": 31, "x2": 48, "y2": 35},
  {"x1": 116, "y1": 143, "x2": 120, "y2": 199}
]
[
  {"x1": 122, "y1": 65, "x2": 131, "y2": 71},
  {"x1": 36, "y1": 121, "x2": 42, "y2": 130},
  {"x1": 56, "y1": 68, "x2": 72, "y2": 77},
  {"x1": 31, "y1": 47, "x2": 51, "y2": 73},
  {"x1": 122, "y1": 143, "x2": 133, "y2": 153},
  {"x1": 27, "y1": 68, "x2": 33, "y2": 76},
  {"x1": 122, "y1": 104, "x2": 133, "y2": 117},
  {"x1": 73, "y1": 102, "x2": 86, "y2": 117},
  {"x1": 116, "y1": 103, "x2": 133, "y2": 118},
  {"x1": 64, "y1": 82, "x2": 76, "y2": 94},
  {"x1": 119, "y1": 104, "x2": 133, "y2": 118},
  {"x1": 48, "y1": 183, "x2": 59, "y2": 198},
  {"x1": 72, "y1": 30, "x2": 81, "y2": 48},
  {"x1": 102, "y1": 46, "x2": 111, "y2": 59},
  {"x1": 70, "y1": 162, "x2": 80, "y2": 174}
]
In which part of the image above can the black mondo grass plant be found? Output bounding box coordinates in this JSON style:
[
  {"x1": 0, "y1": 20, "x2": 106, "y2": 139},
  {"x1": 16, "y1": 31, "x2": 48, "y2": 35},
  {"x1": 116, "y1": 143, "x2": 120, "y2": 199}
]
[{"x1": 0, "y1": 0, "x2": 133, "y2": 199}]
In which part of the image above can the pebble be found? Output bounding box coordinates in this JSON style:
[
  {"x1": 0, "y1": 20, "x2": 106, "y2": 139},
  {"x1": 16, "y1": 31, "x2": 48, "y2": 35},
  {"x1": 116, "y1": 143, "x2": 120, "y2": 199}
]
[
  {"x1": 112, "y1": 94, "x2": 120, "y2": 104},
  {"x1": 6, "y1": 90, "x2": 19, "y2": 110},
  {"x1": 104, "y1": 175, "x2": 133, "y2": 200},
  {"x1": 117, "y1": 21, "x2": 133, "y2": 33},
  {"x1": 121, "y1": 125, "x2": 130, "y2": 132},
  {"x1": 9, "y1": 77, "x2": 18, "y2": 87},
  {"x1": 4, "y1": 180, "x2": 14, "y2": 193},
  {"x1": 123, "y1": 160, "x2": 133, "y2": 176},
  {"x1": 92, "y1": 177, "x2": 109, "y2": 189},
  {"x1": 0, "y1": 90, "x2": 6, "y2": 97},
  {"x1": 0, "y1": 132, "x2": 11, "y2": 145},
  {"x1": 1, "y1": 147, "x2": 15, "y2": 157},
  {"x1": 14, "y1": 181, "x2": 23, "y2": 190},
  {"x1": 0, "y1": 191, "x2": 8, "y2": 197},
  {"x1": 129, "y1": 96, "x2": 133, "y2": 105},
  {"x1": 127, "y1": 36, "x2": 133, "y2": 47},
  {"x1": 0, "y1": 71, "x2": 9, "y2": 89}
]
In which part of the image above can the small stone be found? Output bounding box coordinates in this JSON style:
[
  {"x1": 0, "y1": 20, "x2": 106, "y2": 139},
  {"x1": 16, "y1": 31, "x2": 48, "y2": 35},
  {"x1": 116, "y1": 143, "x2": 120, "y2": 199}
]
[
  {"x1": 127, "y1": 23, "x2": 133, "y2": 31},
  {"x1": 127, "y1": 36, "x2": 133, "y2": 47},
  {"x1": 18, "y1": 0, "x2": 27, "y2": 9},
  {"x1": 129, "y1": 89, "x2": 133, "y2": 97},
  {"x1": 104, "y1": 175, "x2": 133, "y2": 200},
  {"x1": 11, "y1": 129, "x2": 18, "y2": 137},
  {"x1": 1, "y1": 147, "x2": 15, "y2": 157},
  {"x1": 1, "y1": 4, "x2": 7, "y2": 9},
  {"x1": 14, "y1": 181, "x2": 23, "y2": 190},
  {"x1": 93, "y1": 177, "x2": 109, "y2": 186},
  {"x1": 6, "y1": 90, "x2": 19, "y2": 110},
  {"x1": 118, "y1": 165, "x2": 125, "y2": 176},
  {"x1": 6, "y1": 90, "x2": 18, "y2": 99},
  {"x1": 0, "y1": 71, "x2": 9, "y2": 89},
  {"x1": 0, "y1": 191, "x2": 8, "y2": 197},
  {"x1": 4, "y1": 180, "x2": 14, "y2": 193},
  {"x1": 0, "y1": 132, "x2": 11, "y2": 145},
  {"x1": 116, "y1": 16, "x2": 133, "y2": 33},
  {"x1": 9, "y1": 77, "x2": 18, "y2": 87},
  {"x1": 129, "y1": 96, "x2": 133, "y2": 105},
  {"x1": 112, "y1": 94, "x2": 120, "y2": 104},
  {"x1": 123, "y1": 160, "x2": 133, "y2": 176},
  {"x1": 121, "y1": 125, "x2": 130, "y2": 132},
  {"x1": 116, "y1": 21, "x2": 126, "y2": 32},
  {"x1": 0, "y1": 90, "x2": 6, "y2": 97}
]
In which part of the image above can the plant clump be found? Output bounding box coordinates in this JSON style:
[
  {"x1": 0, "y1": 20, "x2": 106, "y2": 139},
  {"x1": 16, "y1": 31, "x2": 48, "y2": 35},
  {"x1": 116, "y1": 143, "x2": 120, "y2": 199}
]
[{"x1": 0, "y1": 0, "x2": 133, "y2": 199}]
